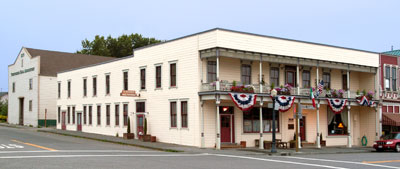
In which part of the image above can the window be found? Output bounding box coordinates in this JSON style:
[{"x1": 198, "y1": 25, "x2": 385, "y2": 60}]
[
  {"x1": 72, "y1": 106, "x2": 75, "y2": 124},
  {"x1": 170, "y1": 63, "x2": 176, "y2": 87},
  {"x1": 93, "y1": 77, "x2": 97, "y2": 96},
  {"x1": 115, "y1": 104, "x2": 120, "y2": 126},
  {"x1": 83, "y1": 78, "x2": 87, "y2": 97},
  {"x1": 83, "y1": 106, "x2": 87, "y2": 125},
  {"x1": 105, "y1": 74, "x2": 110, "y2": 95},
  {"x1": 136, "y1": 102, "x2": 145, "y2": 112},
  {"x1": 29, "y1": 100, "x2": 32, "y2": 111},
  {"x1": 97, "y1": 105, "x2": 101, "y2": 125},
  {"x1": 181, "y1": 101, "x2": 188, "y2": 128},
  {"x1": 29, "y1": 79, "x2": 33, "y2": 90},
  {"x1": 67, "y1": 81, "x2": 71, "y2": 98},
  {"x1": 392, "y1": 67, "x2": 397, "y2": 91},
  {"x1": 170, "y1": 102, "x2": 177, "y2": 127},
  {"x1": 342, "y1": 74, "x2": 348, "y2": 91},
  {"x1": 241, "y1": 64, "x2": 251, "y2": 85},
  {"x1": 106, "y1": 105, "x2": 110, "y2": 125},
  {"x1": 302, "y1": 71, "x2": 310, "y2": 88},
  {"x1": 123, "y1": 104, "x2": 128, "y2": 126},
  {"x1": 123, "y1": 71, "x2": 128, "y2": 90},
  {"x1": 67, "y1": 107, "x2": 70, "y2": 124},
  {"x1": 207, "y1": 61, "x2": 217, "y2": 83},
  {"x1": 243, "y1": 108, "x2": 279, "y2": 133},
  {"x1": 58, "y1": 82, "x2": 61, "y2": 98},
  {"x1": 58, "y1": 107, "x2": 61, "y2": 123},
  {"x1": 21, "y1": 59, "x2": 23, "y2": 67},
  {"x1": 140, "y1": 69, "x2": 146, "y2": 90},
  {"x1": 327, "y1": 108, "x2": 348, "y2": 135},
  {"x1": 89, "y1": 106, "x2": 92, "y2": 125},
  {"x1": 12, "y1": 82, "x2": 15, "y2": 93},
  {"x1": 322, "y1": 73, "x2": 331, "y2": 89},
  {"x1": 270, "y1": 67, "x2": 279, "y2": 87},
  {"x1": 156, "y1": 66, "x2": 162, "y2": 88}
]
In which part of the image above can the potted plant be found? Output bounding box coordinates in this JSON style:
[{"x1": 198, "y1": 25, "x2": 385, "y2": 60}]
[
  {"x1": 141, "y1": 117, "x2": 152, "y2": 142},
  {"x1": 123, "y1": 117, "x2": 134, "y2": 139},
  {"x1": 289, "y1": 133, "x2": 296, "y2": 148}
]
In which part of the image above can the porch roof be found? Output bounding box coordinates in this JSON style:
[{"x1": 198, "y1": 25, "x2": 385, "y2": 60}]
[{"x1": 382, "y1": 113, "x2": 400, "y2": 126}]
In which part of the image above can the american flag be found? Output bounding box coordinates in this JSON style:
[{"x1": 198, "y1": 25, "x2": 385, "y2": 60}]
[{"x1": 317, "y1": 80, "x2": 324, "y2": 97}]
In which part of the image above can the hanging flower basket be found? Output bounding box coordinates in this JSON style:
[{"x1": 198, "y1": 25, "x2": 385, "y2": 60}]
[{"x1": 230, "y1": 85, "x2": 254, "y2": 93}]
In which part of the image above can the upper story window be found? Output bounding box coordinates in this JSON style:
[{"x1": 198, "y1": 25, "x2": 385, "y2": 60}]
[
  {"x1": 156, "y1": 66, "x2": 162, "y2": 88},
  {"x1": 140, "y1": 69, "x2": 146, "y2": 90},
  {"x1": 207, "y1": 61, "x2": 217, "y2": 83},
  {"x1": 322, "y1": 73, "x2": 331, "y2": 89},
  {"x1": 83, "y1": 78, "x2": 87, "y2": 97},
  {"x1": 270, "y1": 67, "x2": 279, "y2": 87},
  {"x1": 302, "y1": 70, "x2": 310, "y2": 88},
  {"x1": 342, "y1": 74, "x2": 348, "y2": 91},
  {"x1": 93, "y1": 77, "x2": 97, "y2": 96},
  {"x1": 392, "y1": 67, "x2": 397, "y2": 91},
  {"x1": 123, "y1": 71, "x2": 128, "y2": 90},
  {"x1": 58, "y1": 82, "x2": 61, "y2": 98},
  {"x1": 105, "y1": 74, "x2": 110, "y2": 95},
  {"x1": 21, "y1": 59, "x2": 23, "y2": 68},
  {"x1": 12, "y1": 82, "x2": 15, "y2": 93},
  {"x1": 67, "y1": 80, "x2": 71, "y2": 98},
  {"x1": 29, "y1": 79, "x2": 33, "y2": 90},
  {"x1": 170, "y1": 63, "x2": 177, "y2": 87},
  {"x1": 241, "y1": 64, "x2": 251, "y2": 85}
]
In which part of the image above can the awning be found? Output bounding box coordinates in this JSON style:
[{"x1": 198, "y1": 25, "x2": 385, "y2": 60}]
[{"x1": 382, "y1": 113, "x2": 400, "y2": 126}]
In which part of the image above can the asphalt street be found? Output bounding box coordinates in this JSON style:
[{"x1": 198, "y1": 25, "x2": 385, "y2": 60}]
[{"x1": 0, "y1": 126, "x2": 399, "y2": 169}]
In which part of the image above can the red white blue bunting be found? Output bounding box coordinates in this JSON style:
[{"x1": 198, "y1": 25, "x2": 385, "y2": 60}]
[
  {"x1": 274, "y1": 96, "x2": 296, "y2": 112},
  {"x1": 357, "y1": 96, "x2": 375, "y2": 107},
  {"x1": 327, "y1": 98, "x2": 347, "y2": 114},
  {"x1": 229, "y1": 93, "x2": 257, "y2": 111}
]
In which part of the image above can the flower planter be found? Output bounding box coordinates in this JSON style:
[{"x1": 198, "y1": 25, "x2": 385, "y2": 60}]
[
  {"x1": 141, "y1": 135, "x2": 152, "y2": 142},
  {"x1": 151, "y1": 136, "x2": 156, "y2": 142},
  {"x1": 123, "y1": 133, "x2": 134, "y2": 140},
  {"x1": 240, "y1": 141, "x2": 246, "y2": 148}
]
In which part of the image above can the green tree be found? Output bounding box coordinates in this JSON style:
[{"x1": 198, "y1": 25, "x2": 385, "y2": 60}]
[{"x1": 76, "y1": 33, "x2": 161, "y2": 58}]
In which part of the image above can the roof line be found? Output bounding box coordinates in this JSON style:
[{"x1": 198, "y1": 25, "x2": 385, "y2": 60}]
[
  {"x1": 57, "y1": 55, "x2": 133, "y2": 74},
  {"x1": 132, "y1": 27, "x2": 379, "y2": 54}
]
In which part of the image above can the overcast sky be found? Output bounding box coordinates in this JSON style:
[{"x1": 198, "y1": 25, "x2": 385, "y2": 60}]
[{"x1": 1, "y1": 0, "x2": 399, "y2": 91}]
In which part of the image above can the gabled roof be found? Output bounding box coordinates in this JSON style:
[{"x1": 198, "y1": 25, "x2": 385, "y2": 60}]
[
  {"x1": 383, "y1": 50, "x2": 400, "y2": 56},
  {"x1": 24, "y1": 48, "x2": 115, "y2": 77}
]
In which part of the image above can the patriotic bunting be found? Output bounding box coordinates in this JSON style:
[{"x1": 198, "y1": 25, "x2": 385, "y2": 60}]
[
  {"x1": 273, "y1": 96, "x2": 296, "y2": 112},
  {"x1": 357, "y1": 96, "x2": 375, "y2": 107},
  {"x1": 326, "y1": 98, "x2": 347, "y2": 114},
  {"x1": 229, "y1": 93, "x2": 257, "y2": 111}
]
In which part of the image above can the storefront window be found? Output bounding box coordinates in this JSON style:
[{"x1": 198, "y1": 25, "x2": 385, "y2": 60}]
[
  {"x1": 243, "y1": 108, "x2": 279, "y2": 133},
  {"x1": 327, "y1": 108, "x2": 348, "y2": 135}
]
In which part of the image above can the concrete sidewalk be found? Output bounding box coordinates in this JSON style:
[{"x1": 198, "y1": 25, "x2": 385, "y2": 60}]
[{"x1": 0, "y1": 122, "x2": 374, "y2": 156}]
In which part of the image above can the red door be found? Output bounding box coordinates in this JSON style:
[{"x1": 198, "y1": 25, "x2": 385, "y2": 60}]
[
  {"x1": 137, "y1": 114, "x2": 144, "y2": 139},
  {"x1": 77, "y1": 113, "x2": 82, "y2": 131},
  {"x1": 62, "y1": 111, "x2": 66, "y2": 130},
  {"x1": 220, "y1": 115, "x2": 234, "y2": 143},
  {"x1": 300, "y1": 117, "x2": 306, "y2": 141}
]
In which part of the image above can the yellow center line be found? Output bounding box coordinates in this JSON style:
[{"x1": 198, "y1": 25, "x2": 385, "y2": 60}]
[
  {"x1": 11, "y1": 140, "x2": 57, "y2": 151},
  {"x1": 363, "y1": 160, "x2": 400, "y2": 164}
]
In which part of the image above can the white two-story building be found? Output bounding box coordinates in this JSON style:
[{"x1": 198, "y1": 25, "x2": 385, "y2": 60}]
[{"x1": 57, "y1": 28, "x2": 381, "y2": 149}]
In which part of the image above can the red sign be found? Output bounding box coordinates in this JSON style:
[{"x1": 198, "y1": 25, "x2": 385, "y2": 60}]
[{"x1": 120, "y1": 90, "x2": 139, "y2": 97}]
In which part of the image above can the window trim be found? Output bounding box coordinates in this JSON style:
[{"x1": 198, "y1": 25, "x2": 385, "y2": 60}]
[
  {"x1": 180, "y1": 101, "x2": 188, "y2": 128},
  {"x1": 83, "y1": 78, "x2": 87, "y2": 97},
  {"x1": 123, "y1": 70, "x2": 129, "y2": 91},
  {"x1": 322, "y1": 72, "x2": 331, "y2": 89},
  {"x1": 155, "y1": 64, "x2": 162, "y2": 89},
  {"x1": 270, "y1": 67, "x2": 280, "y2": 87},
  {"x1": 106, "y1": 104, "x2": 111, "y2": 126},
  {"x1": 92, "y1": 76, "x2": 97, "y2": 97},
  {"x1": 57, "y1": 82, "x2": 61, "y2": 99},
  {"x1": 241, "y1": 64, "x2": 252, "y2": 85},
  {"x1": 302, "y1": 70, "x2": 310, "y2": 88},
  {"x1": 29, "y1": 78, "x2": 33, "y2": 90},
  {"x1": 170, "y1": 101, "x2": 177, "y2": 128},
  {"x1": 140, "y1": 67, "x2": 146, "y2": 90},
  {"x1": 169, "y1": 60, "x2": 178, "y2": 88},
  {"x1": 123, "y1": 103, "x2": 129, "y2": 127},
  {"x1": 207, "y1": 61, "x2": 217, "y2": 83},
  {"x1": 67, "y1": 80, "x2": 71, "y2": 98},
  {"x1": 29, "y1": 100, "x2": 32, "y2": 112},
  {"x1": 115, "y1": 104, "x2": 120, "y2": 127},
  {"x1": 97, "y1": 105, "x2": 101, "y2": 126},
  {"x1": 105, "y1": 73, "x2": 111, "y2": 95}
]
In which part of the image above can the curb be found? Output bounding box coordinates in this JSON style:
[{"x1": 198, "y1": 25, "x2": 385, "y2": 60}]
[{"x1": 37, "y1": 130, "x2": 183, "y2": 153}]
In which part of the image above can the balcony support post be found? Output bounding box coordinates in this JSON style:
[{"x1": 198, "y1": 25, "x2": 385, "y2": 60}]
[
  {"x1": 200, "y1": 100, "x2": 205, "y2": 148},
  {"x1": 347, "y1": 68, "x2": 352, "y2": 148},
  {"x1": 216, "y1": 95, "x2": 221, "y2": 150},
  {"x1": 296, "y1": 59, "x2": 300, "y2": 95},
  {"x1": 216, "y1": 49, "x2": 220, "y2": 91},
  {"x1": 316, "y1": 63, "x2": 321, "y2": 148},
  {"x1": 259, "y1": 57, "x2": 264, "y2": 149}
]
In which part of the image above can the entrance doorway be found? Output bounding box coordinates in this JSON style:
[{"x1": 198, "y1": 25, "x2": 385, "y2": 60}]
[
  {"x1": 77, "y1": 113, "x2": 82, "y2": 131},
  {"x1": 19, "y1": 98, "x2": 24, "y2": 125},
  {"x1": 62, "y1": 111, "x2": 66, "y2": 130},
  {"x1": 300, "y1": 116, "x2": 306, "y2": 141},
  {"x1": 137, "y1": 114, "x2": 144, "y2": 139},
  {"x1": 220, "y1": 114, "x2": 235, "y2": 143}
]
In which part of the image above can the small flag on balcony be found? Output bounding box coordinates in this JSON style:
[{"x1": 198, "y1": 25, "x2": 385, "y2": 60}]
[
  {"x1": 327, "y1": 98, "x2": 347, "y2": 114},
  {"x1": 317, "y1": 80, "x2": 324, "y2": 97},
  {"x1": 229, "y1": 93, "x2": 257, "y2": 111},
  {"x1": 274, "y1": 96, "x2": 296, "y2": 112},
  {"x1": 357, "y1": 96, "x2": 375, "y2": 107},
  {"x1": 310, "y1": 88, "x2": 316, "y2": 108}
]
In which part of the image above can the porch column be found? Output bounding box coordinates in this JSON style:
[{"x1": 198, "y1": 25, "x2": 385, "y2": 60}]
[
  {"x1": 379, "y1": 105, "x2": 383, "y2": 138},
  {"x1": 316, "y1": 65, "x2": 321, "y2": 148},
  {"x1": 375, "y1": 106, "x2": 379, "y2": 141},
  {"x1": 201, "y1": 100, "x2": 205, "y2": 148},
  {"x1": 259, "y1": 58, "x2": 264, "y2": 149},
  {"x1": 347, "y1": 69, "x2": 352, "y2": 148},
  {"x1": 216, "y1": 49, "x2": 220, "y2": 91},
  {"x1": 296, "y1": 60, "x2": 300, "y2": 95},
  {"x1": 216, "y1": 96, "x2": 221, "y2": 150}
]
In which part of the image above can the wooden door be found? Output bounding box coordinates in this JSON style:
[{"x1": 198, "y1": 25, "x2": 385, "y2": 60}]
[
  {"x1": 62, "y1": 111, "x2": 66, "y2": 130},
  {"x1": 300, "y1": 116, "x2": 306, "y2": 141},
  {"x1": 286, "y1": 67, "x2": 296, "y2": 87},
  {"x1": 137, "y1": 114, "x2": 144, "y2": 139},
  {"x1": 220, "y1": 114, "x2": 234, "y2": 143},
  {"x1": 19, "y1": 98, "x2": 24, "y2": 125},
  {"x1": 77, "y1": 113, "x2": 82, "y2": 131}
]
